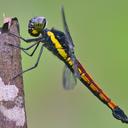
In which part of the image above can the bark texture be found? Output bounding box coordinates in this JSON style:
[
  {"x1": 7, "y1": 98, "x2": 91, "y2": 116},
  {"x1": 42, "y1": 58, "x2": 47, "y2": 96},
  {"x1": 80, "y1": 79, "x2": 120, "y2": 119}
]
[{"x1": 0, "y1": 18, "x2": 27, "y2": 128}]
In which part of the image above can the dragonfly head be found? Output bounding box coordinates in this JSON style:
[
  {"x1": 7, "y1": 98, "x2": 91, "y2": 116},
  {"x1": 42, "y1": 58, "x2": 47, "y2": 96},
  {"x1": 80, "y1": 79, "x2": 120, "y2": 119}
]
[{"x1": 28, "y1": 16, "x2": 47, "y2": 37}]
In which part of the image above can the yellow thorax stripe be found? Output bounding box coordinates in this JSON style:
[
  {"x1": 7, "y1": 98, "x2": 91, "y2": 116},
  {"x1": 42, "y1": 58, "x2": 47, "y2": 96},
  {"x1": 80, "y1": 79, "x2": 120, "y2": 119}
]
[
  {"x1": 47, "y1": 31, "x2": 62, "y2": 48},
  {"x1": 47, "y1": 31, "x2": 67, "y2": 59}
]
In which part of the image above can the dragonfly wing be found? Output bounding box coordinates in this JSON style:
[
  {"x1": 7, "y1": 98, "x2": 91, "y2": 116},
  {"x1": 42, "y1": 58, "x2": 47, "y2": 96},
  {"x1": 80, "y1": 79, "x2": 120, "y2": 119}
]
[
  {"x1": 61, "y1": 6, "x2": 80, "y2": 78},
  {"x1": 63, "y1": 65, "x2": 77, "y2": 90},
  {"x1": 61, "y1": 6, "x2": 74, "y2": 48}
]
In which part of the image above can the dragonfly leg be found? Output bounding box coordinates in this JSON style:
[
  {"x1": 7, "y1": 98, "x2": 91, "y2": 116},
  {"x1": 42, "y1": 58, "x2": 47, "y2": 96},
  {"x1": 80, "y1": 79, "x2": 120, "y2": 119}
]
[
  {"x1": 27, "y1": 42, "x2": 40, "y2": 56},
  {"x1": 8, "y1": 32, "x2": 42, "y2": 43},
  {"x1": 8, "y1": 42, "x2": 40, "y2": 56},
  {"x1": 10, "y1": 44, "x2": 44, "y2": 81}
]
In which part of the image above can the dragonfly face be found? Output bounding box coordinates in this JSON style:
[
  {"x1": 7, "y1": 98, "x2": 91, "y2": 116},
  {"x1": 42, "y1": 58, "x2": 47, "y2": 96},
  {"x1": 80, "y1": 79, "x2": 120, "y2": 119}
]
[{"x1": 28, "y1": 16, "x2": 47, "y2": 37}]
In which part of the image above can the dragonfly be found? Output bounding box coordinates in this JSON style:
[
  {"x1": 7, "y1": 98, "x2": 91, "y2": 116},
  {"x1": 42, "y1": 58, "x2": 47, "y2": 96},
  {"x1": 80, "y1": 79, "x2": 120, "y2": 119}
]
[{"x1": 8, "y1": 6, "x2": 128, "y2": 123}]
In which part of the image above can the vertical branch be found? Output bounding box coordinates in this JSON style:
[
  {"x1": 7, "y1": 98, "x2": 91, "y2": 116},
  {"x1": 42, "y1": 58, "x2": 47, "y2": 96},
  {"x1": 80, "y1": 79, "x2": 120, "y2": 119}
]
[{"x1": 0, "y1": 18, "x2": 27, "y2": 128}]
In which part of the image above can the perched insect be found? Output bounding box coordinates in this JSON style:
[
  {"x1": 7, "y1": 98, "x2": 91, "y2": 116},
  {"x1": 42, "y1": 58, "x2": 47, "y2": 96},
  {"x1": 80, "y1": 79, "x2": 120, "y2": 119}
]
[{"x1": 9, "y1": 6, "x2": 128, "y2": 123}]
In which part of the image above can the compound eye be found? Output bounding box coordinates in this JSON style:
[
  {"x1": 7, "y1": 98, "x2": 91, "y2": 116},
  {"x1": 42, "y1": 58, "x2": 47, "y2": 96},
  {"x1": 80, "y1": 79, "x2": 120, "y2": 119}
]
[
  {"x1": 36, "y1": 23, "x2": 43, "y2": 28},
  {"x1": 42, "y1": 18, "x2": 47, "y2": 29},
  {"x1": 28, "y1": 17, "x2": 47, "y2": 37},
  {"x1": 36, "y1": 17, "x2": 47, "y2": 29},
  {"x1": 28, "y1": 19, "x2": 34, "y2": 28}
]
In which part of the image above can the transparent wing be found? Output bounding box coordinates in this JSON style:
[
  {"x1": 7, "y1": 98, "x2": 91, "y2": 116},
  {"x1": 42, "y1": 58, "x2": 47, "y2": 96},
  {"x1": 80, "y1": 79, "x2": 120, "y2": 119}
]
[
  {"x1": 61, "y1": 6, "x2": 80, "y2": 78},
  {"x1": 61, "y1": 6, "x2": 74, "y2": 48},
  {"x1": 63, "y1": 65, "x2": 77, "y2": 90}
]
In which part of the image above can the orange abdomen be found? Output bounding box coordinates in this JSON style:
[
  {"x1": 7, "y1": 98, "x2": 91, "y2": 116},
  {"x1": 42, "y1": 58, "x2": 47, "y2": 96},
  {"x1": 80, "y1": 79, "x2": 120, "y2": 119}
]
[{"x1": 75, "y1": 59, "x2": 117, "y2": 110}]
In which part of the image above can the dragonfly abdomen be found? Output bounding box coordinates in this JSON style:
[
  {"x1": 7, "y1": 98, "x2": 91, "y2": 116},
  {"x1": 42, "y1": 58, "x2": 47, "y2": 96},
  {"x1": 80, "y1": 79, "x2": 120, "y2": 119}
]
[
  {"x1": 65, "y1": 57, "x2": 117, "y2": 110},
  {"x1": 76, "y1": 60, "x2": 117, "y2": 110},
  {"x1": 64, "y1": 55, "x2": 128, "y2": 123}
]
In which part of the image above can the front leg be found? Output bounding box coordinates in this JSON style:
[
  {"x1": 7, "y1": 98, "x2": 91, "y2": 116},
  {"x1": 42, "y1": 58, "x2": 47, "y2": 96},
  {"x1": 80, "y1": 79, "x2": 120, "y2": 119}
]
[
  {"x1": 10, "y1": 44, "x2": 44, "y2": 80},
  {"x1": 8, "y1": 32, "x2": 42, "y2": 43},
  {"x1": 8, "y1": 42, "x2": 40, "y2": 57}
]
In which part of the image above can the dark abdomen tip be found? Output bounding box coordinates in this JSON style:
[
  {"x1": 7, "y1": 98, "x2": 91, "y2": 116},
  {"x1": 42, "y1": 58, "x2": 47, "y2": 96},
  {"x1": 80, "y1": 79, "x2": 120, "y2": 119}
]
[{"x1": 112, "y1": 107, "x2": 128, "y2": 123}]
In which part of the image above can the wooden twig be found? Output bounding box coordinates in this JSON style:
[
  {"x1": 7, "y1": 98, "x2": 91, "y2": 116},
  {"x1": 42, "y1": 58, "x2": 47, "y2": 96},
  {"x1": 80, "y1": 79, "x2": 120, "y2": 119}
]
[{"x1": 0, "y1": 18, "x2": 27, "y2": 128}]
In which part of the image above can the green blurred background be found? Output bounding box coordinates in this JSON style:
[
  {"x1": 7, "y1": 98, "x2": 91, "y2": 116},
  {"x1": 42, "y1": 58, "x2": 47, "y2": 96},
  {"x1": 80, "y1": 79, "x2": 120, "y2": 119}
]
[{"x1": 0, "y1": 0, "x2": 128, "y2": 127}]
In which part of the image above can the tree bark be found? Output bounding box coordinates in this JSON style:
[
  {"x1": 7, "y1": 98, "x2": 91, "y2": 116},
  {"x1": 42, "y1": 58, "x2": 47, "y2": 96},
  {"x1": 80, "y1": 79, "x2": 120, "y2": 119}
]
[{"x1": 0, "y1": 18, "x2": 27, "y2": 128}]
